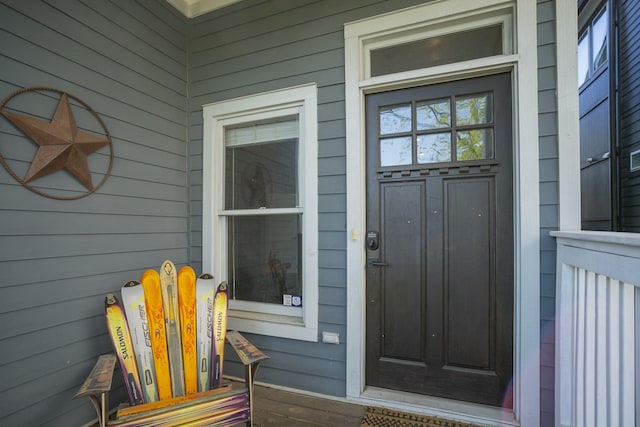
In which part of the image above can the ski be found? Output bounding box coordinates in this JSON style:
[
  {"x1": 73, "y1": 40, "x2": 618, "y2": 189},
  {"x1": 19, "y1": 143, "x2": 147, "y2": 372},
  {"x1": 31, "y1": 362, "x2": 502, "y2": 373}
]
[
  {"x1": 159, "y1": 260, "x2": 185, "y2": 397},
  {"x1": 195, "y1": 273, "x2": 215, "y2": 392},
  {"x1": 121, "y1": 280, "x2": 159, "y2": 403},
  {"x1": 177, "y1": 265, "x2": 197, "y2": 395},
  {"x1": 210, "y1": 281, "x2": 228, "y2": 388},
  {"x1": 141, "y1": 269, "x2": 172, "y2": 400},
  {"x1": 105, "y1": 293, "x2": 144, "y2": 405}
]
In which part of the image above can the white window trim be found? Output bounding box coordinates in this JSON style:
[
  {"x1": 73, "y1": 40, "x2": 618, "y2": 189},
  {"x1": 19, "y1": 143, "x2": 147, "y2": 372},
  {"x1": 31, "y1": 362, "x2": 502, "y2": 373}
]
[
  {"x1": 344, "y1": 1, "x2": 541, "y2": 426},
  {"x1": 202, "y1": 83, "x2": 319, "y2": 342}
]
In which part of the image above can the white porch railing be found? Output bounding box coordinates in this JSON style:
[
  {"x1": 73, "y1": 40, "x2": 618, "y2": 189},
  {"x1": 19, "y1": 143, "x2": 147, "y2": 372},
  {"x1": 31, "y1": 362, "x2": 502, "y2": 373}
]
[{"x1": 553, "y1": 231, "x2": 639, "y2": 427}]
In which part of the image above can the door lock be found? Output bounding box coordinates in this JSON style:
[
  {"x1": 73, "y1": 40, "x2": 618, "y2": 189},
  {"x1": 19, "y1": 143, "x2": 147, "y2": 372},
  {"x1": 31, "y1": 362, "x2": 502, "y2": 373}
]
[{"x1": 366, "y1": 231, "x2": 379, "y2": 250}]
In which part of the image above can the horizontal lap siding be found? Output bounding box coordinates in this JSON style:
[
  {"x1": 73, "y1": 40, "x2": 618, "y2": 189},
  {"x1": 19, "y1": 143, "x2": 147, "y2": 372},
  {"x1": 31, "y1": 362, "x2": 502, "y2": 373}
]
[
  {"x1": 619, "y1": 0, "x2": 640, "y2": 231},
  {"x1": 187, "y1": 0, "x2": 427, "y2": 397},
  {"x1": 537, "y1": 0, "x2": 559, "y2": 425},
  {"x1": 0, "y1": 1, "x2": 188, "y2": 425}
]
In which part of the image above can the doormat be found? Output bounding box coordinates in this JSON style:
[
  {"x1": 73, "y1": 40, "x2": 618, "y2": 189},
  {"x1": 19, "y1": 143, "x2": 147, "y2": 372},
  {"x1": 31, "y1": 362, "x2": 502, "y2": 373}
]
[{"x1": 360, "y1": 407, "x2": 483, "y2": 427}]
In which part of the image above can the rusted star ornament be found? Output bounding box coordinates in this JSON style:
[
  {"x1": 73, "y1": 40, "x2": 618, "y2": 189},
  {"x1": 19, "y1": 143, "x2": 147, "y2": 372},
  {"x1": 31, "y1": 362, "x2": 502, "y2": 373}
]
[{"x1": 0, "y1": 87, "x2": 113, "y2": 199}]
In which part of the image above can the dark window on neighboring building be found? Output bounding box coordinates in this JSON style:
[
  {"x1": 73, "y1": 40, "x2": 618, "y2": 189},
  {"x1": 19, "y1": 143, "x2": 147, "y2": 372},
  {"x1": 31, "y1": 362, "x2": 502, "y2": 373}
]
[{"x1": 578, "y1": 5, "x2": 608, "y2": 87}]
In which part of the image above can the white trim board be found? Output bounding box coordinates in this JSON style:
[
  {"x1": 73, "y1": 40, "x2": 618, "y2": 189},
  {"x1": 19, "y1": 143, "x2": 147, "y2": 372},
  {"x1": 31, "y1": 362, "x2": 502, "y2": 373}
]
[{"x1": 344, "y1": 1, "x2": 541, "y2": 426}]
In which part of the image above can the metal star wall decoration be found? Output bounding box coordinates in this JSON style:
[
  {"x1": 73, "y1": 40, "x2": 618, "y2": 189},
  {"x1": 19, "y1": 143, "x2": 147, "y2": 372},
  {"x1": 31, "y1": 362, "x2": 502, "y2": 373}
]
[{"x1": 0, "y1": 87, "x2": 113, "y2": 200}]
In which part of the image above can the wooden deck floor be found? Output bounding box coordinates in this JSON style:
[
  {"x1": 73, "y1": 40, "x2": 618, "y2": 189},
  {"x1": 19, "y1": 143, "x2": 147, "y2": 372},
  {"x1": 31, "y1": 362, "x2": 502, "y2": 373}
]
[{"x1": 251, "y1": 384, "x2": 366, "y2": 426}]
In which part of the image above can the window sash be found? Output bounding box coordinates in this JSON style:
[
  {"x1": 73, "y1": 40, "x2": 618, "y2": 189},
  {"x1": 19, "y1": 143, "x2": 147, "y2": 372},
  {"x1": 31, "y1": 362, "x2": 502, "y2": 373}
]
[{"x1": 202, "y1": 83, "x2": 318, "y2": 342}]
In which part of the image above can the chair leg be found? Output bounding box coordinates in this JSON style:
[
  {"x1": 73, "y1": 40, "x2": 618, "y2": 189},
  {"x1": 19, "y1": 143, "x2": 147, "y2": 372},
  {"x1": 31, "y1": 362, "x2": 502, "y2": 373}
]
[{"x1": 245, "y1": 364, "x2": 254, "y2": 427}]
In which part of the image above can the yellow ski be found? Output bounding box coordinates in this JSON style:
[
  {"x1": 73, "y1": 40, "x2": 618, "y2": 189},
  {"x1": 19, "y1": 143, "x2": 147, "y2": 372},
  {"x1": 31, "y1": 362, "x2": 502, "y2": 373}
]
[
  {"x1": 141, "y1": 269, "x2": 172, "y2": 400},
  {"x1": 210, "y1": 281, "x2": 228, "y2": 388},
  {"x1": 178, "y1": 265, "x2": 198, "y2": 395}
]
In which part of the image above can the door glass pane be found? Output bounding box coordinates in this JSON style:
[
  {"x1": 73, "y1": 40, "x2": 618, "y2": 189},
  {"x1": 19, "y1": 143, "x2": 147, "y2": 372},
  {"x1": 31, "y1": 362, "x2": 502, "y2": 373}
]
[
  {"x1": 380, "y1": 136, "x2": 412, "y2": 166},
  {"x1": 379, "y1": 104, "x2": 412, "y2": 135},
  {"x1": 225, "y1": 139, "x2": 298, "y2": 209},
  {"x1": 417, "y1": 99, "x2": 451, "y2": 130},
  {"x1": 228, "y1": 215, "x2": 301, "y2": 305},
  {"x1": 457, "y1": 129, "x2": 494, "y2": 160},
  {"x1": 417, "y1": 133, "x2": 451, "y2": 163},
  {"x1": 578, "y1": 32, "x2": 589, "y2": 86},
  {"x1": 456, "y1": 93, "x2": 493, "y2": 126},
  {"x1": 592, "y1": 7, "x2": 608, "y2": 71}
]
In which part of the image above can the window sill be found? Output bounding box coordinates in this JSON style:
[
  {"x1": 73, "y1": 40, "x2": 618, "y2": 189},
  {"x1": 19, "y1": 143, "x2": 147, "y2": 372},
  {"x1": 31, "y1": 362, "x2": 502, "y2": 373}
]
[{"x1": 228, "y1": 309, "x2": 318, "y2": 342}]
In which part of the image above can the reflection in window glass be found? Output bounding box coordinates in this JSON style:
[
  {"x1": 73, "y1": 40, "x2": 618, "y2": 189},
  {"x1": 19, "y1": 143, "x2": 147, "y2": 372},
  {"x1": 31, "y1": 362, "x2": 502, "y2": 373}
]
[
  {"x1": 225, "y1": 139, "x2": 298, "y2": 209},
  {"x1": 228, "y1": 215, "x2": 301, "y2": 304},
  {"x1": 417, "y1": 133, "x2": 451, "y2": 163},
  {"x1": 416, "y1": 99, "x2": 451, "y2": 130},
  {"x1": 370, "y1": 24, "x2": 504, "y2": 77},
  {"x1": 379, "y1": 104, "x2": 412, "y2": 135},
  {"x1": 592, "y1": 7, "x2": 608, "y2": 71},
  {"x1": 578, "y1": 32, "x2": 589, "y2": 86},
  {"x1": 380, "y1": 136, "x2": 412, "y2": 166},
  {"x1": 456, "y1": 93, "x2": 493, "y2": 126},
  {"x1": 457, "y1": 129, "x2": 494, "y2": 160}
]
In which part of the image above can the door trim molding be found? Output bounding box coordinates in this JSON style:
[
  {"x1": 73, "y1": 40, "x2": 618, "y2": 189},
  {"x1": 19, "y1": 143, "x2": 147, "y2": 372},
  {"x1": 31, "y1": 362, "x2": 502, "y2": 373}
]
[{"x1": 344, "y1": 1, "x2": 540, "y2": 425}]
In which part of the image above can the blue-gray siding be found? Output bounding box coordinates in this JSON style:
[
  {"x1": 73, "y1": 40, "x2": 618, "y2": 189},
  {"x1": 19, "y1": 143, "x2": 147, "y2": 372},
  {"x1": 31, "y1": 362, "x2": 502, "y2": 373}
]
[
  {"x1": 186, "y1": 0, "x2": 432, "y2": 398},
  {"x1": 537, "y1": 0, "x2": 559, "y2": 425},
  {"x1": 0, "y1": 1, "x2": 188, "y2": 425},
  {"x1": 0, "y1": 0, "x2": 560, "y2": 425}
]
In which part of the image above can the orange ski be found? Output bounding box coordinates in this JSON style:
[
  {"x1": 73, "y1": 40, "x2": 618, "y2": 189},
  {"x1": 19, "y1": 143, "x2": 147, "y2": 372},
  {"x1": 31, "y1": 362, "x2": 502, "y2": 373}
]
[
  {"x1": 178, "y1": 265, "x2": 198, "y2": 395},
  {"x1": 141, "y1": 269, "x2": 172, "y2": 400}
]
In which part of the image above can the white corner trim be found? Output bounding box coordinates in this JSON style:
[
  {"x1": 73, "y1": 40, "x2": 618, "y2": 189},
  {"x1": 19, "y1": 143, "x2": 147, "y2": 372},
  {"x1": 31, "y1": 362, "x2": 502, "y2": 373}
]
[
  {"x1": 513, "y1": 0, "x2": 540, "y2": 425},
  {"x1": 555, "y1": 0, "x2": 581, "y2": 230}
]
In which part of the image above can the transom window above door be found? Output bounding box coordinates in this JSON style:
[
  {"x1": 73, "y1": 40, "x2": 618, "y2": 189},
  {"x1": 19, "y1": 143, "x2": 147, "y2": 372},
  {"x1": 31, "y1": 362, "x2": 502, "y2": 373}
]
[{"x1": 377, "y1": 92, "x2": 495, "y2": 167}]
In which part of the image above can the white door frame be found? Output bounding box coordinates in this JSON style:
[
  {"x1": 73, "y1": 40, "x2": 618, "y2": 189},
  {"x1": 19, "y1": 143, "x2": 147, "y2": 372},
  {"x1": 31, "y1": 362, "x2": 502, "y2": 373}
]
[{"x1": 344, "y1": 1, "x2": 545, "y2": 425}]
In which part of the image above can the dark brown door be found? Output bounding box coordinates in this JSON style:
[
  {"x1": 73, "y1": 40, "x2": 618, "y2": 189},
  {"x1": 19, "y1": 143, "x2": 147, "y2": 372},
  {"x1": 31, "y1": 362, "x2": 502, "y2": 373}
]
[{"x1": 365, "y1": 73, "x2": 513, "y2": 407}]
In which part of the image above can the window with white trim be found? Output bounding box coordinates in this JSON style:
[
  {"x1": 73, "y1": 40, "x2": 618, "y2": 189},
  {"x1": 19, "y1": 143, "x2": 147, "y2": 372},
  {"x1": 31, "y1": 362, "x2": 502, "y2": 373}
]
[{"x1": 202, "y1": 84, "x2": 318, "y2": 342}]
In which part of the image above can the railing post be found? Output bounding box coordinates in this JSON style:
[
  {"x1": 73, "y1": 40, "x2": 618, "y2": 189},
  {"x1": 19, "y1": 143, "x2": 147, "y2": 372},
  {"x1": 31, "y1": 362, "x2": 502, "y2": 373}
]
[{"x1": 552, "y1": 231, "x2": 640, "y2": 427}]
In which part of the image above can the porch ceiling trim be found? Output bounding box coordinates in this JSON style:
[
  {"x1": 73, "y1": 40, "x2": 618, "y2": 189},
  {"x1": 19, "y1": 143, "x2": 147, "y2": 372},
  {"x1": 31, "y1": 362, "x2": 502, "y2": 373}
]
[{"x1": 167, "y1": 0, "x2": 243, "y2": 18}]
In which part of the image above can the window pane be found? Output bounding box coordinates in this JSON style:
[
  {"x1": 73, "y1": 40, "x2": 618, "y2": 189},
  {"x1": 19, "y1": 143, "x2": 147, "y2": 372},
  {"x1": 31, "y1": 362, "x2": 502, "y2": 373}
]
[
  {"x1": 228, "y1": 215, "x2": 301, "y2": 305},
  {"x1": 456, "y1": 129, "x2": 495, "y2": 160},
  {"x1": 380, "y1": 136, "x2": 412, "y2": 166},
  {"x1": 417, "y1": 99, "x2": 451, "y2": 130},
  {"x1": 371, "y1": 25, "x2": 503, "y2": 77},
  {"x1": 456, "y1": 93, "x2": 493, "y2": 126},
  {"x1": 225, "y1": 139, "x2": 298, "y2": 209},
  {"x1": 592, "y1": 7, "x2": 608, "y2": 71},
  {"x1": 578, "y1": 32, "x2": 589, "y2": 86},
  {"x1": 417, "y1": 133, "x2": 451, "y2": 163},
  {"x1": 379, "y1": 104, "x2": 412, "y2": 135}
]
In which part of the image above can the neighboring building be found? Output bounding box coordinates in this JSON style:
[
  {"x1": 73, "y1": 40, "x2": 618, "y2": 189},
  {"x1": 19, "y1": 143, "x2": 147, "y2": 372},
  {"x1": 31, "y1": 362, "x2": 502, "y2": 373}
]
[
  {"x1": 579, "y1": 0, "x2": 640, "y2": 231},
  {"x1": 2, "y1": 1, "x2": 623, "y2": 426}
]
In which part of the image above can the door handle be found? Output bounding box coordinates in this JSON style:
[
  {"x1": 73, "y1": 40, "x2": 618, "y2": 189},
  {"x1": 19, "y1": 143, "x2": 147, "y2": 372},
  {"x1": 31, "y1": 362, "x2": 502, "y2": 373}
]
[{"x1": 368, "y1": 258, "x2": 388, "y2": 267}]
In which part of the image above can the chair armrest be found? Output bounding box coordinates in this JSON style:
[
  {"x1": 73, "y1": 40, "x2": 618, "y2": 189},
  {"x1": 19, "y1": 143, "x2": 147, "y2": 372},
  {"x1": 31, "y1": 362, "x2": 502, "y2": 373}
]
[
  {"x1": 73, "y1": 353, "x2": 117, "y2": 399},
  {"x1": 73, "y1": 354, "x2": 116, "y2": 427},
  {"x1": 226, "y1": 331, "x2": 270, "y2": 366}
]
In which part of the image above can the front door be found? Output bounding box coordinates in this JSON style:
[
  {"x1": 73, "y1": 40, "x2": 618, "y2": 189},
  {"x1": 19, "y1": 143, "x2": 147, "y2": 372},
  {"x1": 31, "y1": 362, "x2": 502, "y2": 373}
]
[{"x1": 365, "y1": 73, "x2": 513, "y2": 407}]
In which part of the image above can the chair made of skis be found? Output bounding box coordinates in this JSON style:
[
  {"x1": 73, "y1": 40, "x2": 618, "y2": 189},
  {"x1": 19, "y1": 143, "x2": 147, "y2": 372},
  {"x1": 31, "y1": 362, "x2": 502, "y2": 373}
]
[
  {"x1": 73, "y1": 263, "x2": 269, "y2": 427},
  {"x1": 74, "y1": 260, "x2": 268, "y2": 427}
]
